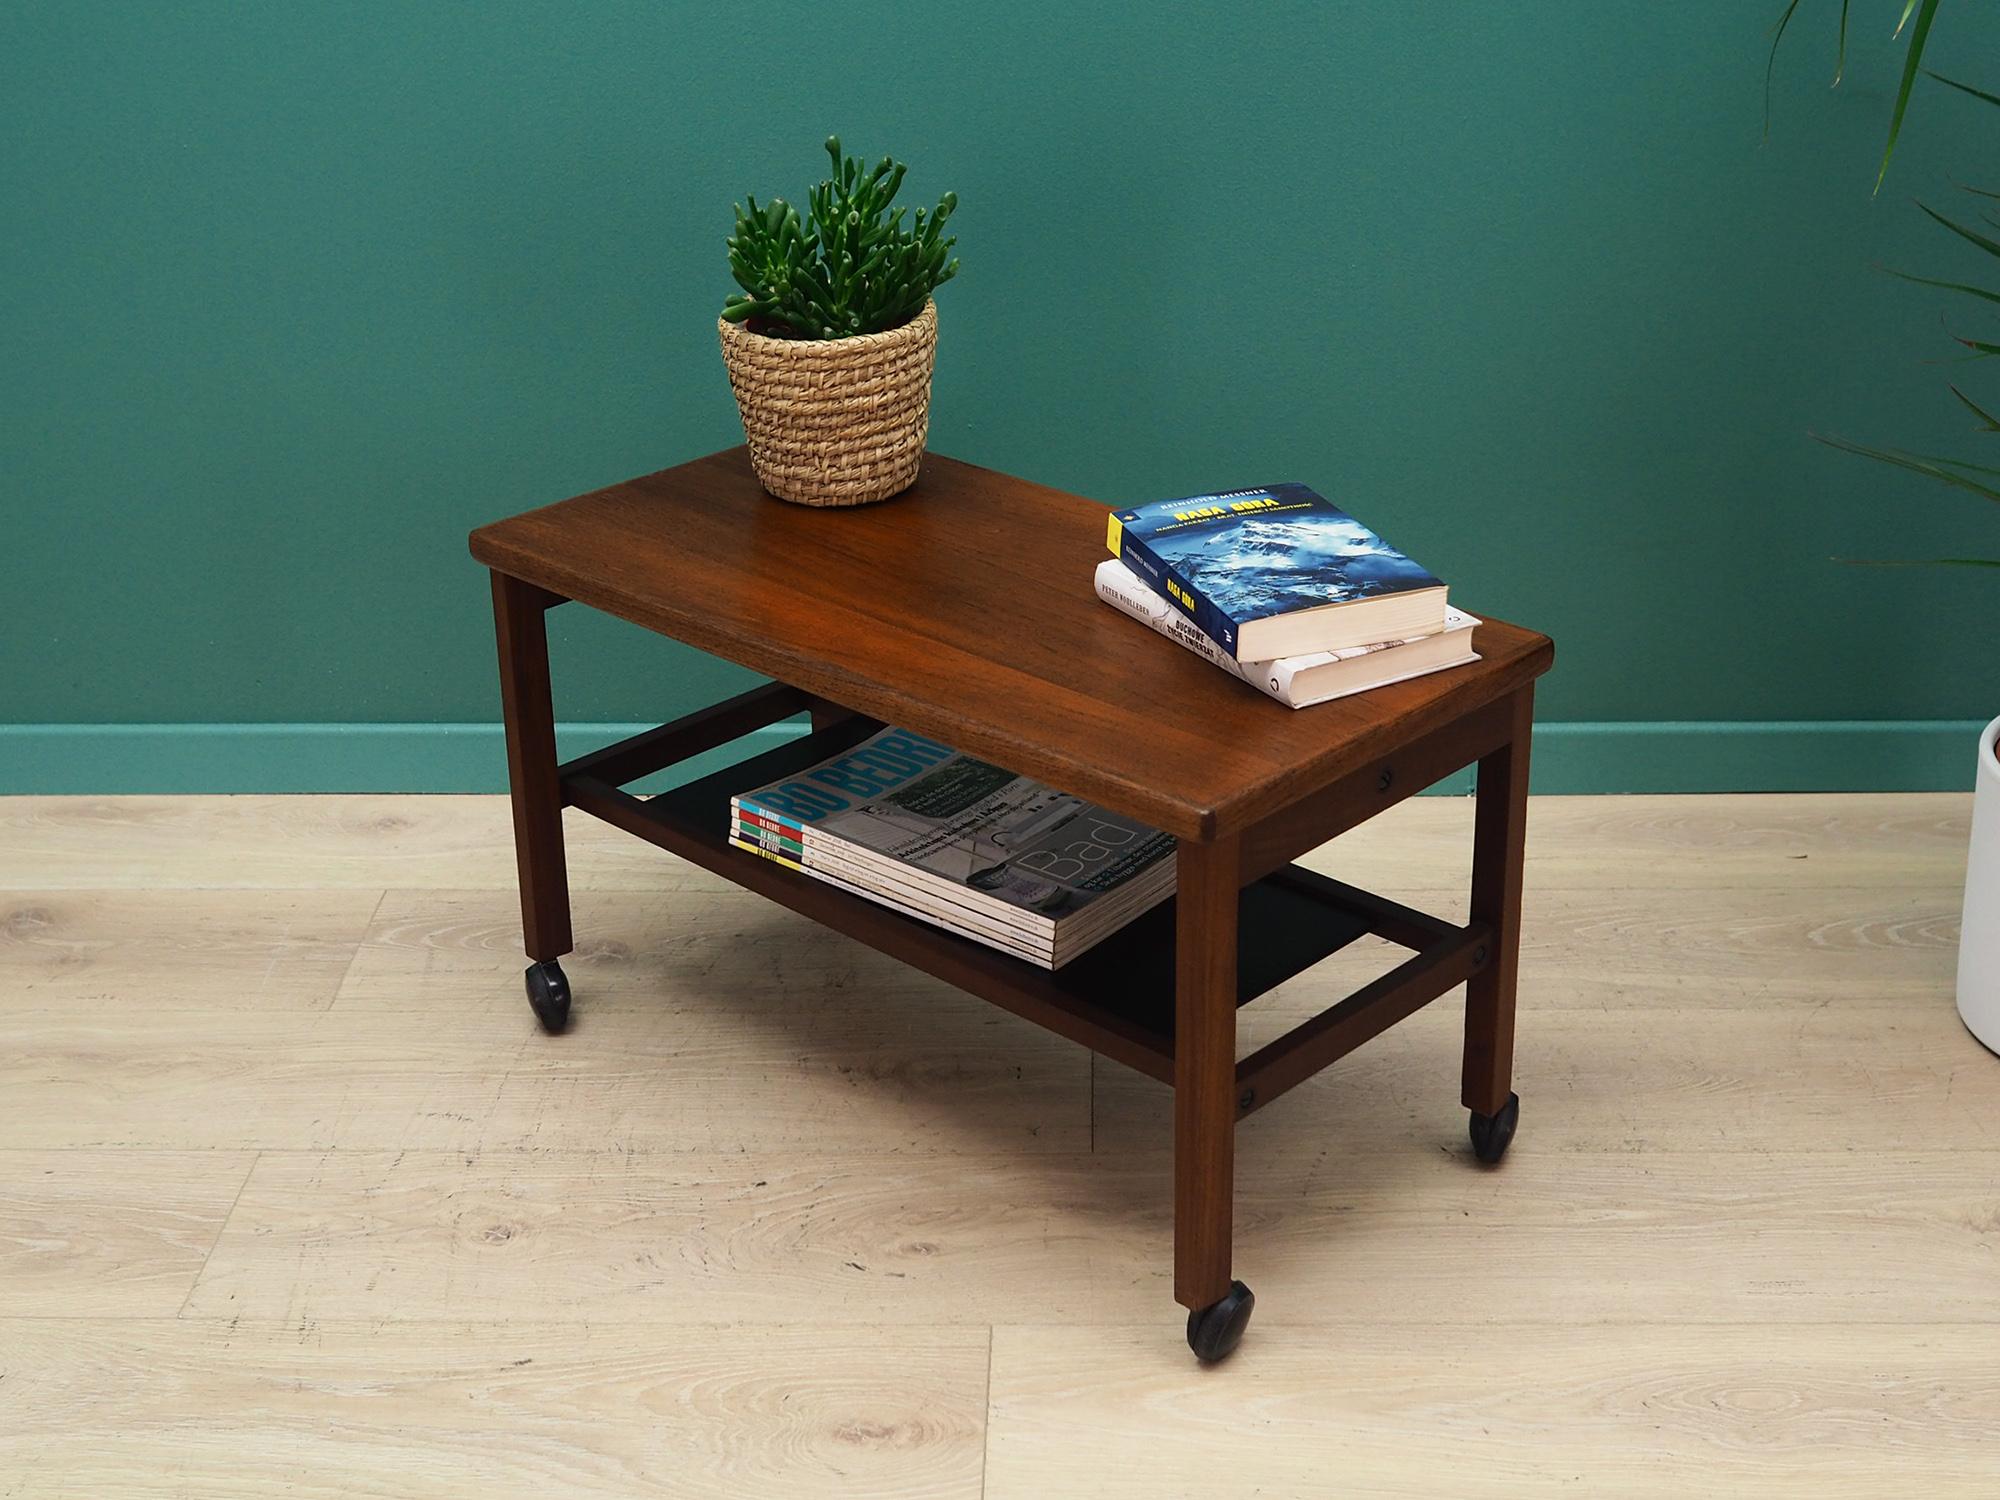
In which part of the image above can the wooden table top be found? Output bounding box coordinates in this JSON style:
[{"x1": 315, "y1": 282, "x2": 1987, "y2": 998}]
[{"x1": 470, "y1": 447, "x2": 1553, "y2": 841}]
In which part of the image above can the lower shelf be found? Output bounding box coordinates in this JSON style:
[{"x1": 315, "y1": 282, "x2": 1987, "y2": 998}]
[
  {"x1": 561, "y1": 717, "x2": 1453, "y2": 1089},
  {"x1": 1050, "y1": 867, "x2": 1374, "y2": 1037}
]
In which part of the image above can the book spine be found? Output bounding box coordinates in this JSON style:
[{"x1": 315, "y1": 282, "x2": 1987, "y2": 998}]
[
  {"x1": 1264, "y1": 657, "x2": 1305, "y2": 703},
  {"x1": 1106, "y1": 512, "x2": 1245, "y2": 659},
  {"x1": 1094, "y1": 562, "x2": 1297, "y2": 708}
]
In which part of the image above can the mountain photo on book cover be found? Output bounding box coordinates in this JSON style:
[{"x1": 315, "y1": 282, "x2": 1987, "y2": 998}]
[{"x1": 1141, "y1": 485, "x2": 1439, "y2": 624}]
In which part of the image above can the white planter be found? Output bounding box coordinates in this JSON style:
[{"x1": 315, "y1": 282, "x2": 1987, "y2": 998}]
[{"x1": 1960, "y1": 714, "x2": 2000, "y2": 1053}]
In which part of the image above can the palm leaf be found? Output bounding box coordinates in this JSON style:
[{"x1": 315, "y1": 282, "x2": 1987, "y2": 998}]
[
  {"x1": 1881, "y1": 444, "x2": 2000, "y2": 476},
  {"x1": 1927, "y1": 70, "x2": 2000, "y2": 107},
  {"x1": 1877, "y1": 0, "x2": 1942, "y2": 191},
  {"x1": 1952, "y1": 386, "x2": 2000, "y2": 429},
  {"x1": 1917, "y1": 202, "x2": 2000, "y2": 260},
  {"x1": 1815, "y1": 432, "x2": 2000, "y2": 500},
  {"x1": 1765, "y1": 0, "x2": 1808, "y2": 137},
  {"x1": 1885, "y1": 267, "x2": 2000, "y2": 305}
]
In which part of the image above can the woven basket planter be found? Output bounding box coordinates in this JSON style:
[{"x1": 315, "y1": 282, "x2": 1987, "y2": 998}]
[{"x1": 718, "y1": 299, "x2": 937, "y2": 507}]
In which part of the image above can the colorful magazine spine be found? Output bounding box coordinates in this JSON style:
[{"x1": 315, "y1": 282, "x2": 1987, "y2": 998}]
[{"x1": 728, "y1": 834, "x2": 805, "y2": 873}]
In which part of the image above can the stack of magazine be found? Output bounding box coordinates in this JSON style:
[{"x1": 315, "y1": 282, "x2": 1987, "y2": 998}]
[
  {"x1": 730, "y1": 725, "x2": 1176, "y2": 969},
  {"x1": 1100, "y1": 482, "x2": 1479, "y2": 708}
]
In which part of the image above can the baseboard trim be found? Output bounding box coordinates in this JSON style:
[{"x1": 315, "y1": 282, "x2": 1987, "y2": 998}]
[
  {"x1": 1526, "y1": 719, "x2": 1987, "y2": 794},
  {"x1": 0, "y1": 718, "x2": 1986, "y2": 796}
]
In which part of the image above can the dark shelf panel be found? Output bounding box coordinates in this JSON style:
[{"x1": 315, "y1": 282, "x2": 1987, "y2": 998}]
[
  {"x1": 1056, "y1": 869, "x2": 1372, "y2": 1034},
  {"x1": 560, "y1": 723, "x2": 1380, "y2": 1082}
]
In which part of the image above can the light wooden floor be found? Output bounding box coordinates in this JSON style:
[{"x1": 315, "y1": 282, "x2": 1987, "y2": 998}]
[{"x1": 1, "y1": 791, "x2": 1992, "y2": 1498}]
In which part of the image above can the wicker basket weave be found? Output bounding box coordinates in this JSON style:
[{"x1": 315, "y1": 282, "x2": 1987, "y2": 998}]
[{"x1": 718, "y1": 299, "x2": 937, "y2": 506}]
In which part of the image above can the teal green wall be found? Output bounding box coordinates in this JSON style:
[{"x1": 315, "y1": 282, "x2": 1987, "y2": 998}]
[{"x1": 5, "y1": 2, "x2": 1998, "y2": 792}]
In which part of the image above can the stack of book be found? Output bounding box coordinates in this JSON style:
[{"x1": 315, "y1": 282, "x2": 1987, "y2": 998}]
[
  {"x1": 1099, "y1": 482, "x2": 1477, "y2": 708},
  {"x1": 730, "y1": 724, "x2": 1177, "y2": 970}
]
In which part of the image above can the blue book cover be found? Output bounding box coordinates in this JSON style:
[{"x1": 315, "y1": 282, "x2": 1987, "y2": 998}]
[{"x1": 1106, "y1": 483, "x2": 1445, "y2": 661}]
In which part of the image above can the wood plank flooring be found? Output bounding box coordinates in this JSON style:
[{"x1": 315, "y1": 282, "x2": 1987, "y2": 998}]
[{"x1": 0, "y1": 791, "x2": 1990, "y2": 1498}]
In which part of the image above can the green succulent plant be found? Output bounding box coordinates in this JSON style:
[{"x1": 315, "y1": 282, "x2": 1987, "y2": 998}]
[{"x1": 723, "y1": 136, "x2": 959, "y2": 340}]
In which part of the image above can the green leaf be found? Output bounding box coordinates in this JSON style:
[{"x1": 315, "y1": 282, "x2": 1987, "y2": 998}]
[
  {"x1": 1841, "y1": 555, "x2": 2000, "y2": 567},
  {"x1": 1834, "y1": 0, "x2": 1850, "y2": 83},
  {"x1": 1952, "y1": 386, "x2": 2000, "y2": 430},
  {"x1": 1876, "y1": 0, "x2": 1941, "y2": 192},
  {"x1": 1927, "y1": 70, "x2": 2000, "y2": 108},
  {"x1": 1763, "y1": 0, "x2": 1805, "y2": 138},
  {"x1": 1918, "y1": 202, "x2": 2000, "y2": 261},
  {"x1": 1885, "y1": 267, "x2": 2000, "y2": 305},
  {"x1": 1878, "y1": 443, "x2": 2000, "y2": 476},
  {"x1": 1815, "y1": 432, "x2": 2000, "y2": 500}
]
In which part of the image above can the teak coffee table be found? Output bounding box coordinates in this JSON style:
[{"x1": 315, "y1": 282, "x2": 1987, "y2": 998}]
[{"x1": 470, "y1": 447, "x2": 1554, "y2": 1362}]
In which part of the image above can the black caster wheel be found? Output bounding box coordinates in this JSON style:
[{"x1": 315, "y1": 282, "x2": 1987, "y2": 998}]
[
  {"x1": 1185, "y1": 1280, "x2": 1254, "y2": 1363},
  {"x1": 524, "y1": 960, "x2": 571, "y2": 1034},
  {"x1": 1469, "y1": 1092, "x2": 1520, "y2": 1164}
]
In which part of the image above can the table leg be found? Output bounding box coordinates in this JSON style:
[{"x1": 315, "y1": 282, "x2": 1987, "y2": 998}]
[
  {"x1": 1463, "y1": 685, "x2": 1533, "y2": 1127},
  {"x1": 1175, "y1": 833, "x2": 1253, "y2": 1360},
  {"x1": 491, "y1": 570, "x2": 574, "y2": 1030}
]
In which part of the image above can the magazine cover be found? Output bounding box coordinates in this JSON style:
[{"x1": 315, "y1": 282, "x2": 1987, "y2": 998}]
[
  {"x1": 729, "y1": 822, "x2": 1160, "y2": 964},
  {"x1": 1107, "y1": 482, "x2": 1442, "y2": 658},
  {"x1": 733, "y1": 805, "x2": 1167, "y2": 942},
  {"x1": 734, "y1": 726, "x2": 1176, "y2": 925}
]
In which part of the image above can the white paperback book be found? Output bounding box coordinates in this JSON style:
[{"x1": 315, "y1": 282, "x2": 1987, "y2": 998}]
[{"x1": 1095, "y1": 558, "x2": 1479, "y2": 709}]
